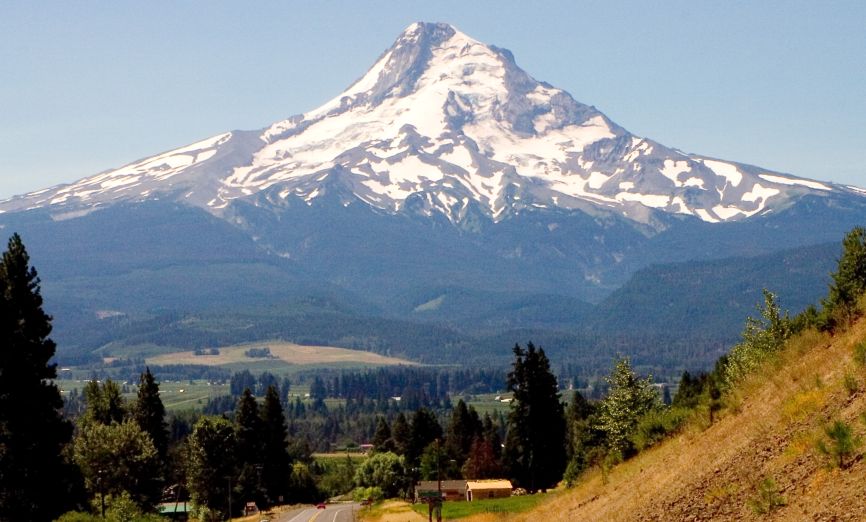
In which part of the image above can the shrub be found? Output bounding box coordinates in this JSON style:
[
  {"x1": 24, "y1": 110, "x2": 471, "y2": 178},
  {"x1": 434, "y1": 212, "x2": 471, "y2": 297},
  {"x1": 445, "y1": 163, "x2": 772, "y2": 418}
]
[
  {"x1": 854, "y1": 342, "x2": 866, "y2": 367},
  {"x1": 352, "y1": 486, "x2": 384, "y2": 503},
  {"x1": 629, "y1": 407, "x2": 691, "y2": 451},
  {"x1": 844, "y1": 372, "x2": 860, "y2": 396},
  {"x1": 816, "y1": 420, "x2": 862, "y2": 469},
  {"x1": 747, "y1": 477, "x2": 786, "y2": 515}
]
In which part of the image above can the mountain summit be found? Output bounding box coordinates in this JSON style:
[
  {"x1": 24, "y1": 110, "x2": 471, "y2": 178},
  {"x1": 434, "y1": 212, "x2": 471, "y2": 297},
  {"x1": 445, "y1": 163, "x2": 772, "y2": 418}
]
[{"x1": 1, "y1": 22, "x2": 858, "y2": 224}]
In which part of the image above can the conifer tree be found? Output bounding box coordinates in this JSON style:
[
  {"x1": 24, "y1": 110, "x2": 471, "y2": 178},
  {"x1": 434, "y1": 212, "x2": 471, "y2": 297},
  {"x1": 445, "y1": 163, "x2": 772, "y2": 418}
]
[
  {"x1": 391, "y1": 412, "x2": 411, "y2": 456},
  {"x1": 260, "y1": 385, "x2": 290, "y2": 506},
  {"x1": 134, "y1": 367, "x2": 168, "y2": 459},
  {"x1": 0, "y1": 234, "x2": 79, "y2": 520},
  {"x1": 235, "y1": 389, "x2": 264, "y2": 506},
  {"x1": 822, "y1": 226, "x2": 866, "y2": 328},
  {"x1": 445, "y1": 399, "x2": 481, "y2": 466},
  {"x1": 372, "y1": 416, "x2": 394, "y2": 452},
  {"x1": 503, "y1": 342, "x2": 566, "y2": 492},
  {"x1": 407, "y1": 407, "x2": 442, "y2": 467}
]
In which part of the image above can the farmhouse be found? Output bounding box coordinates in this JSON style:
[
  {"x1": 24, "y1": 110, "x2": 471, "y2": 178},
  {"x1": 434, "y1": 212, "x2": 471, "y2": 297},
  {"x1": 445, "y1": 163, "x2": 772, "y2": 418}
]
[
  {"x1": 415, "y1": 480, "x2": 467, "y2": 502},
  {"x1": 465, "y1": 479, "x2": 513, "y2": 501}
]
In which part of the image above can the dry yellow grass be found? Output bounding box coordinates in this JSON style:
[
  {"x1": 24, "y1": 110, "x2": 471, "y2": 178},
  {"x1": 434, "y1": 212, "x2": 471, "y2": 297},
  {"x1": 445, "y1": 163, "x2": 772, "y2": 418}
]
[
  {"x1": 508, "y1": 319, "x2": 866, "y2": 521},
  {"x1": 358, "y1": 500, "x2": 425, "y2": 522},
  {"x1": 147, "y1": 341, "x2": 415, "y2": 367}
]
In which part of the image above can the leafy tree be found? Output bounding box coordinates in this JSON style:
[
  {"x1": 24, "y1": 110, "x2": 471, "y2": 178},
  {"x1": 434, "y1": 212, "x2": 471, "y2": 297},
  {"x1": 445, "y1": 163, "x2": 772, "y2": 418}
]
[
  {"x1": 260, "y1": 385, "x2": 291, "y2": 506},
  {"x1": 353, "y1": 451, "x2": 409, "y2": 498},
  {"x1": 83, "y1": 379, "x2": 126, "y2": 425},
  {"x1": 597, "y1": 357, "x2": 659, "y2": 457},
  {"x1": 419, "y1": 440, "x2": 459, "y2": 480},
  {"x1": 0, "y1": 233, "x2": 80, "y2": 520},
  {"x1": 461, "y1": 436, "x2": 504, "y2": 479},
  {"x1": 287, "y1": 462, "x2": 318, "y2": 503},
  {"x1": 822, "y1": 226, "x2": 866, "y2": 329},
  {"x1": 187, "y1": 416, "x2": 238, "y2": 520},
  {"x1": 724, "y1": 290, "x2": 792, "y2": 387},
  {"x1": 72, "y1": 420, "x2": 162, "y2": 510},
  {"x1": 504, "y1": 342, "x2": 566, "y2": 492},
  {"x1": 134, "y1": 368, "x2": 168, "y2": 460}
]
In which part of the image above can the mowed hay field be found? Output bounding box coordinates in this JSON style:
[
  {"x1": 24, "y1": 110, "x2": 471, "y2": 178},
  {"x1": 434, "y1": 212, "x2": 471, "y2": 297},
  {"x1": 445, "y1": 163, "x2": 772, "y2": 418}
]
[{"x1": 146, "y1": 341, "x2": 415, "y2": 368}]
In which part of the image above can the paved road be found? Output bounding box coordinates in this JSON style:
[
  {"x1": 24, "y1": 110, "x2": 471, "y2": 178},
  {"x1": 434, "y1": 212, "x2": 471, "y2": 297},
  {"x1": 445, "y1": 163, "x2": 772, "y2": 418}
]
[{"x1": 277, "y1": 503, "x2": 359, "y2": 522}]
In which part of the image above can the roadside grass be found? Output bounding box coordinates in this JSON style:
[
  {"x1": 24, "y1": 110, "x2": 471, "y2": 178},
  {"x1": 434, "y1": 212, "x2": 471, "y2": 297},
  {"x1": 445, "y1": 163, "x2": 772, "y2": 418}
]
[{"x1": 410, "y1": 495, "x2": 545, "y2": 519}]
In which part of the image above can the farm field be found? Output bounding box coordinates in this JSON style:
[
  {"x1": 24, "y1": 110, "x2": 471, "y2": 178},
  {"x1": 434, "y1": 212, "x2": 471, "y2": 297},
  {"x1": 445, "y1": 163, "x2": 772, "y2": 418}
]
[{"x1": 146, "y1": 341, "x2": 416, "y2": 370}]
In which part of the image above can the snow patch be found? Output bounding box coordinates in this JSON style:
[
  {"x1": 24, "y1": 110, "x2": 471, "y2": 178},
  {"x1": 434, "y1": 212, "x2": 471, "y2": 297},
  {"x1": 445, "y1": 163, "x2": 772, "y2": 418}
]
[{"x1": 759, "y1": 174, "x2": 831, "y2": 191}]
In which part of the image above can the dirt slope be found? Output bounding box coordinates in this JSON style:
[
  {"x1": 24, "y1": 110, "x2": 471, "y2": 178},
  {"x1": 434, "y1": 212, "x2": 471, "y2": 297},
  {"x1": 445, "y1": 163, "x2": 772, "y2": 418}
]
[{"x1": 507, "y1": 320, "x2": 866, "y2": 521}]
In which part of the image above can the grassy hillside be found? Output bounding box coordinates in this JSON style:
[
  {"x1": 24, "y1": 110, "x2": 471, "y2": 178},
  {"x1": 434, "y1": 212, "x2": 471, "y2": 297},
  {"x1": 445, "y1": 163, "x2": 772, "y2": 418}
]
[{"x1": 503, "y1": 316, "x2": 866, "y2": 520}]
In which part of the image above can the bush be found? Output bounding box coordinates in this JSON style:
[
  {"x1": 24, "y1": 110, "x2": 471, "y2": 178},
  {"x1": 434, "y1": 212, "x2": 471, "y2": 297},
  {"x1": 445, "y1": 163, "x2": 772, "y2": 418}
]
[
  {"x1": 352, "y1": 486, "x2": 384, "y2": 503},
  {"x1": 747, "y1": 477, "x2": 786, "y2": 515},
  {"x1": 816, "y1": 420, "x2": 862, "y2": 469},
  {"x1": 844, "y1": 372, "x2": 861, "y2": 396},
  {"x1": 629, "y1": 407, "x2": 691, "y2": 451},
  {"x1": 854, "y1": 342, "x2": 866, "y2": 367}
]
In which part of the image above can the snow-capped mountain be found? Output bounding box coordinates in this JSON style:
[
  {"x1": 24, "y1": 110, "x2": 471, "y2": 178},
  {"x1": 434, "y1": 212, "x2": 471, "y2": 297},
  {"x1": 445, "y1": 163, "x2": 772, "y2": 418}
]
[{"x1": 2, "y1": 22, "x2": 857, "y2": 225}]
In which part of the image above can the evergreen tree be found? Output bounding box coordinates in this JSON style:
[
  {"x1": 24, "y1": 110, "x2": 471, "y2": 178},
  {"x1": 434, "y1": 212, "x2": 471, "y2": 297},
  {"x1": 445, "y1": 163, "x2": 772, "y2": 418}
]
[
  {"x1": 391, "y1": 412, "x2": 411, "y2": 456},
  {"x1": 0, "y1": 234, "x2": 80, "y2": 520},
  {"x1": 444, "y1": 399, "x2": 481, "y2": 466},
  {"x1": 372, "y1": 416, "x2": 394, "y2": 453},
  {"x1": 260, "y1": 385, "x2": 291, "y2": 506},
  {"x1": 235, "y1": 389, "x2": 263, "y2": 506},
  {"x1": 503, "y1": 342, "x2": 566, "y2": 492},
  {"x1": 822, "y1": 226, "x2": 866, "y2": 329},
  {"x1": 134, "y1": 367, "x2": 168, "y2": 459},
  {"x1": 407, "y1": 408, "x2": 442, "y2": 467}
]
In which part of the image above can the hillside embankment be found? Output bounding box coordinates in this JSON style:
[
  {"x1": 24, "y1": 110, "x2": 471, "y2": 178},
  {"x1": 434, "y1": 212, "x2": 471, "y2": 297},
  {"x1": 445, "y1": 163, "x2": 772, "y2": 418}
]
[{"x1": 498, "y1": 318, "x2": 866, "y2": 521}]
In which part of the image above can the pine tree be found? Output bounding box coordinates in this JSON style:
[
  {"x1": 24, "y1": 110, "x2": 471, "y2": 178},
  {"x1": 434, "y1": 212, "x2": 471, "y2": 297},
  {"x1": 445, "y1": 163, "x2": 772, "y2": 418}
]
[
  {"x1": 134, "y1": 367, "x2": 168, "y2": 459},
  {"x1": 372, "y1": 416, "x2": 394, "y2": 453},
  {"x1": 407, "y1": 407, "x2": 442, "y2": 467},
  {"x1": 822, "y1": 227, "x2": 866, "y2": 329},
  {"x1": 260, "y1": 385, "x2": 291, "y2": 506},
  {"x1": 0, "y1": 234, "x2": 79, "y2": 520},
  {"x1": 444, "y1": 399, "x2": 481, "y2": 466},
  {"x1": 235, "y1": 389, "x2": 264, "y2": 506},
  {"x1": 504, "y1": 342, "x2": 566, "y2": 492},
  {"x1": 391, "y1": 412, "x2": 411, "y2": 456}
]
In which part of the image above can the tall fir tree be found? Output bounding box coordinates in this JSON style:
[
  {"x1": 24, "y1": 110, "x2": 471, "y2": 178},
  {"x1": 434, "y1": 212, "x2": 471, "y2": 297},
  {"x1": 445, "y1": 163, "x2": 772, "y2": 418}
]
[
  {"x1": 134, "y1": 367, "x2": 168, "y2": 459},
  {"x1": 504, "y1": 342, "x2": 566, "y2": 492},
  {"x1": 235, "y1": 389, "x2": 264, "y2": 506},
  {"x1": 260, "y1": 385, "x2": 291, "y2": 506},
  {"x1": 445, "y1": 399, "x2": 481, "y2": 466},
  {"x1": 391, "y1": 412, "x2": 411, "y2": 456},
  {"x1": 372, "y1": 416, "x2": 394, "y2": 453},
  {"x1": 83, "y1": 379, "x2": 126, "y2": 425},
  {"x1": 407, "y1": 407, "x2": 442, "y2": 467},
  {"x1": 0, "y1": 234, "x2": 80, "y2": 520}
]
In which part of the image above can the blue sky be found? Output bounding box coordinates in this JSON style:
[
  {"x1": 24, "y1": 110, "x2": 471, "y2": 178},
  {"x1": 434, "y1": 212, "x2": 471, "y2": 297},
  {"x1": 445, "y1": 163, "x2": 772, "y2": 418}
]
[{"x1": 1, "y1": 1, "x2": 864, "y2": 198}]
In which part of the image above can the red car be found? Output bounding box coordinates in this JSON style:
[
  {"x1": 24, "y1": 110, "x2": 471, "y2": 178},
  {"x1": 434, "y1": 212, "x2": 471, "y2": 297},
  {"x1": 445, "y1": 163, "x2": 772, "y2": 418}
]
[{"x1": 316, "y1": 503, "x2": 326, "y2": 509}]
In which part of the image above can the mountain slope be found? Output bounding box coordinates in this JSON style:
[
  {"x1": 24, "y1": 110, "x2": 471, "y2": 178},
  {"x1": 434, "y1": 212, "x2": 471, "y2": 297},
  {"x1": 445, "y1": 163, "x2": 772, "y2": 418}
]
[
  {"x1": 1, "y1": 22, "x2": 860, "y2": 226},
  {"x1": 513, "y1": 323, "x2": 866, "y2": 521}
]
